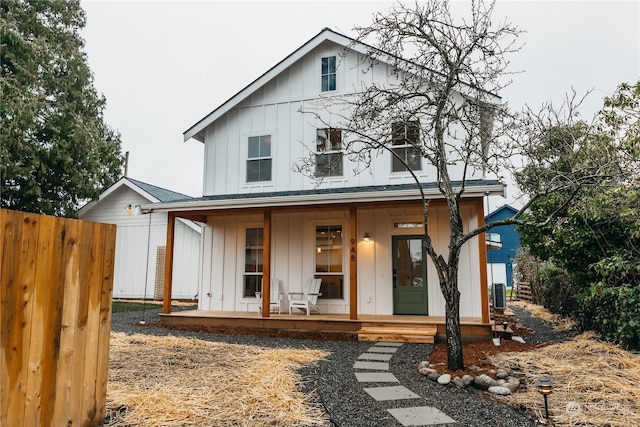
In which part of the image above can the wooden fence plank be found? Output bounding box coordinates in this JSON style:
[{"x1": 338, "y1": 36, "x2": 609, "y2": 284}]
[
  {"x1": 16, "y1": 212, "x2": 40, "y2": 427},
  {"x1": 52, "y1": 218, "x2": 81, "y2": 426},
  {"x1": 4, "y1": 209, "x2": 35, "y2": 426},
  {"x1": 38, "y1": 215, "x2": 68, "y2": 426},
  {"x1": 23, "y1": 214, "x2": 57, "y2": 427},
  {"x1": 81, "y1": 223, "x2": 105, "y2": 425},
  {"x1": 68, "y1": 220, "x2": 94, "y2": 426},
  {"x1": 1, "y1": 209, "x2": 20, "y2": 425},
  {"x1": 95, "y1": 223, "x2": 116, "y2": 422}
]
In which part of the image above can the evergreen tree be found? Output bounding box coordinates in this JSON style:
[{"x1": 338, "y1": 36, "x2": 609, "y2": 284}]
[{"x1": 1, "y1": 0, "x2": 123, "y2": 217}]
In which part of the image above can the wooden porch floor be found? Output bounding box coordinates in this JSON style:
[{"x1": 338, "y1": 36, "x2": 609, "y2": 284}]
[{"x1": 158, "y1": 309, "x2": 492, "y2": 342}]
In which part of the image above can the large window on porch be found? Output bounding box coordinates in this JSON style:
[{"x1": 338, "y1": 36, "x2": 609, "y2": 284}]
[
  {"x1": 244, "y1": 227, "x2": 263, "y2": 298},
  {"x1": 315, "y1": 225, "x2": 343, "y2": 299}
]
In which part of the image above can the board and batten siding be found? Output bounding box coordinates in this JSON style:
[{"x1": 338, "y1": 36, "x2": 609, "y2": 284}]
[
  {"x1": 78, "y1": 186, "x2": 200, "y2": 300},
  {"x1": 201, "y1": 41, "x2": 478, "y2": 197},
  {"x1": 198, "y1": 202, "x2": 483, "y2": 318}
]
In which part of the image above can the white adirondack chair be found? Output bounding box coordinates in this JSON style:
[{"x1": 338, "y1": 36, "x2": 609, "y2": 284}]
[
  {"x1": 255, "y1": 278, "x2": 283, "y2": 314},
  {"x1": 288, "y1": 278, "x2": 322, "y2": 316}
]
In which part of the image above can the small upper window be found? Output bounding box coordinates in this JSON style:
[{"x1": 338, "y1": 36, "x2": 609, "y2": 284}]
[
  {"x1": 247, "y1": 135, "x2": 272, "y2": 182},
  {"x1": 316, "y1": 129, "x2": 343, "y2": 177},
  {"x1": 321, "y1": 56, "x2": 336, "y2": 92},
  {"x1": 391, "y1": 120, "x2": 421, "y2": 172}
]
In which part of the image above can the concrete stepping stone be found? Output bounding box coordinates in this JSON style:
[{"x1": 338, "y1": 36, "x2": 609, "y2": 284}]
[
  {"x1": 375, "y1": 342, "x2": 403, "y2": 347},
  {"x1": 355, "y1": 372, "x2": 398, "y2": 383},
  {"x1": 388, "y1": 406, "x2": 456, "y2": 426},
  {"x1": 353, "y1": 361, "x2": 389, "y2": 370},
  {"x1": 358, "y1": 352, "x2": 393, "y2": 361},
  {"x1": 367, "y1": 346, "x2": 398, "y2": 354},
  {"x1": 363, "y1": 385, "x2": 420, "y2": 401}
]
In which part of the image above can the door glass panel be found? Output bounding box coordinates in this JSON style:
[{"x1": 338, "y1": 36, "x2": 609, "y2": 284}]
[{"x1": 395, "y1": 238, "x2": 424, "y2": 287}]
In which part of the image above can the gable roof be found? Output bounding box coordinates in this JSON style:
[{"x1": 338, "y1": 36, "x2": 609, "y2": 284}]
[
  {"x1": 183, "y1": 28, "x2": 353, "y2": 143},
  {"x1": 183, "y1": 27, "x2": 501, "y2": 143},
  {"x1": 485, "y1": 204, "x2": 519, "y2": 222},
  {"x1": 125, "y1": 177, "x2": 193, "y2": 203},
  {"x1": 76, "y1": 176, "x2": 194, "y2": 217}
]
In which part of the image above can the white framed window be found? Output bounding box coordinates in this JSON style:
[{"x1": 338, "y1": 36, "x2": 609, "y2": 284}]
[
  {"x1": 247, "y1": 135, "x2": 272, "y2": 182},
  {"x1": 321, "y1": 56, "x2": 336, "y2": 92},
  {"x1": 316, "y1": 128, "x2": 343, "y2": 177},
  {"x1": 243, "y1": 227, "x2": 263, "y2": 297},
  {"x1": 315, "y1": 224, "x2": 344, "y2": 299},
  {"x1": 391, "y1": 120, "x2": 421, "y2": 172}
]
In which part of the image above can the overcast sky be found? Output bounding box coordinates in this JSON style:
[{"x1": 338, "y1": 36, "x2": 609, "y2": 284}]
[{"x1": 80, "y1": 0, "x2": 639, "y2": 201}]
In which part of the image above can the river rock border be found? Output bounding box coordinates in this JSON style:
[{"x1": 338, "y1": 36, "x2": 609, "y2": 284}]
[{"x1": 417, "y1": 361, "x2": 522, "y2": 396}]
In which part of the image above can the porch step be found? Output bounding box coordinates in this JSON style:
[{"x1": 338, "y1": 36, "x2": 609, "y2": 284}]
[{"x1": 357, "y1": 325, "x2": 437, "y2": 344}]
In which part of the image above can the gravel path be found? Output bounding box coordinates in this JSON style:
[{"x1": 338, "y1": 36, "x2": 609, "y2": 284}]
[
  {"x1": 110, "y1": 306, "x2": 547, "y2": 426},
  {"x1": 509, "y1": 304, "x2": 579, "y2": 344}
]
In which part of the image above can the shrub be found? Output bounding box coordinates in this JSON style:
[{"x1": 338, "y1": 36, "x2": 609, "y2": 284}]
[
  {"x1": 538, "y1": 264, "x2": 579, "y2": 317},
  {"x1": 579, "y1": 284, "x2": 640, "y2": 350}
]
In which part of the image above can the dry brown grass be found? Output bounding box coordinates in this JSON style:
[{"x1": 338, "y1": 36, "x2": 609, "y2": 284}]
[
  {"x1": 488, "y1": 332, "x2": 640, "y2": 426},
  {"x1": 510, "y1": 300, "x2": 577, "y2": 331},
  {"x1": 105, "y1": 333, "x2": 330, "y2": 426}
]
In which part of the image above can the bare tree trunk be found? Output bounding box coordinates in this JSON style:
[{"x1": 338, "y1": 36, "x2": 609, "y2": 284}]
[
  {"x1": 424, "y1": 199, "x2": 465, "y2": 371},
  {"x1": 444, "y1": 271, "x2": 464, "y2": 370}
]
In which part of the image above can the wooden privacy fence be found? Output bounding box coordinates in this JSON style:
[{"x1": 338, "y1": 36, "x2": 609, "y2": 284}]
[
  {"x1": 515, "y1": 281, "x2": 534, "y2": 303},
  {"x1": 1, "y1": 209, "x2": 117, "y2": 427}
]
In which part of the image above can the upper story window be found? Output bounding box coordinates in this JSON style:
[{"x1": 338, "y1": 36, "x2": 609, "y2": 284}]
[
  {"x1": 321, "y1": 56, "x2": 336, "y2": 92},
  {"x1": 315, "y1": 128, "x2": 343, "y2": 177},
  {"x1": 247, "y1": 135, "x2": 272, "y2": 182},
  {"x1": 391, "y1": 120, "x2": 421, "y2": 172}
]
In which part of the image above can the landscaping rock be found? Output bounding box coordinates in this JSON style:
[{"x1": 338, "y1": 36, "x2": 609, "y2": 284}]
[
  {"x1": 462, "y1": 375, "x2": 474, "y2": 386},
  {"x1": 437, "y1": 373, "x2": 451, "y2": 385},
  {"x1": 488, "y1": 386, "x2": 512, "y2": 396},
  {"x1": 427, "y1": 372, "x2": 440, "y2": 382},
  {"x1": 497, "y1": 369, "x2": 509, "y2": 379},
  {"x1": 418, "y1": 361, "x2": 430, "y2": 370},
  {"x1": 418, "y1": 367, "x2": 438, "y2": 376},
  {"x1": 474, "y1": 374, "x2": 498, "y2": 390},
  {"x1": 452, "y1": 376, "x2": 465, "y2": 388},
  {"x1": 503, "y1": 377, "x2": 521, "y2": 392}
]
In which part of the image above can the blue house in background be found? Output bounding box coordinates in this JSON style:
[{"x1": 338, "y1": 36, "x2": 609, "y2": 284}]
[{"x1": 485, "y1": 205, "x2": 521, "y2": 289}]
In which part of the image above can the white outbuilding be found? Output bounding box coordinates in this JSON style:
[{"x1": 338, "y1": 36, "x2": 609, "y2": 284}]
[{"x1": 78, "y1": 177, "x2": 201, "y2": 300}]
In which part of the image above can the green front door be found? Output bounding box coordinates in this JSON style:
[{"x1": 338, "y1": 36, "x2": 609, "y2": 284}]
[{"x1": 392, "y1": 235, "x2": 428, "y2": 315}]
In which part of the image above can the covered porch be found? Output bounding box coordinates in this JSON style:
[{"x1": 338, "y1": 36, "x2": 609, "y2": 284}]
[
  {"x1": 158, "y1": 310, "x2": 492, "y2": 343},
  {"x1": 145, "y1": 182, "x2": 502, "y2": 342}
]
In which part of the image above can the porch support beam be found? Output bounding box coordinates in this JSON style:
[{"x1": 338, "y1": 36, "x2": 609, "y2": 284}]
[
  {"x1": 349, "y1": 206, "x2": 358, "y2": 320},
  {"x1": 477, "y1": 197, "x2": 490, "y2": 324},
  {"x1": 163, "y1": 212, "x2": 176, "y2": 314},
  {"x1": 261, "y1": 208, "x2": 272, "y2": 317}
]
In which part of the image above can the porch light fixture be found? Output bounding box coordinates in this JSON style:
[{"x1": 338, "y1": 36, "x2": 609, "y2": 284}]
[
  {"x1": 536, "y1": 376, "x2": 553, "y2": 419},
  {"x1": 125, "y1": 204, "x2": 143, "y2": 216},
  {"x1": 362, "y1": 233, "x2": 371, "y2": 242}
]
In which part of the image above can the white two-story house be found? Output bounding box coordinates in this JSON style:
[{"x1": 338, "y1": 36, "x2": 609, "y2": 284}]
[{"x1": 146, "y1": 28, "x2": 504, "y2": 339}]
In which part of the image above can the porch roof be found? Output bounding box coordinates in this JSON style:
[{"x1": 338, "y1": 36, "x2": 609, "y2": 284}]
[{"x1": 140, "y1": 179, "x2": 505, "y2": 214}]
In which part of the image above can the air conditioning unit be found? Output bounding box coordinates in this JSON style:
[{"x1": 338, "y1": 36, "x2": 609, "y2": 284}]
[{"x1": 492, "y1": 283, "x2": 506, "y2": 310}]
